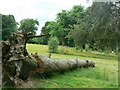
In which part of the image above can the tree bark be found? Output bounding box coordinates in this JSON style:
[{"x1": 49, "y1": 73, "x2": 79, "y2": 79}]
[
  {"x1": 2, "y1": 33, "x2": 38, "y2": 87},
  {"x1": 31, "y1": 53, "x2": 95, "y2": 74}
]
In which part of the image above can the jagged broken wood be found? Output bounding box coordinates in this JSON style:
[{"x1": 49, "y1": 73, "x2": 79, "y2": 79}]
[{"x1": 2, "y1": 33, "x2": 44, "y2": 87}]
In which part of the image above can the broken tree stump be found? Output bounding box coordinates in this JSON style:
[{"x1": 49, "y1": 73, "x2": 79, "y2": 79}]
[{"x1": 2, "y1": 32, "x2": 45, "y2": 87}]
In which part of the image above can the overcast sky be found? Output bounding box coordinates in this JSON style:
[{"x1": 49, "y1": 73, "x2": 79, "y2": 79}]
[{"x1": 0, "y1": 0, "x2": 92, "y2": 35}]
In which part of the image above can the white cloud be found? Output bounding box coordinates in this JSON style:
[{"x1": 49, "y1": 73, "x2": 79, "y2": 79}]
[{"x1": 0, "y1": 0, "x2": 92, "y2": 35}]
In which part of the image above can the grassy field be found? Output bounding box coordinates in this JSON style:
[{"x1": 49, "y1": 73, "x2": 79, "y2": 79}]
[{"x1": 26, "y1": 44, "x2": 118, "y2": 88}]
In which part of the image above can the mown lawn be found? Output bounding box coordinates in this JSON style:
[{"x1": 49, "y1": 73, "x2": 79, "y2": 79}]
[{"x1": 26, "y1": 44, "x2": 118, "y2": 88}]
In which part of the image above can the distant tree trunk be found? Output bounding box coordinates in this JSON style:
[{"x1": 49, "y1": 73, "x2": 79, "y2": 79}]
[
  {"x1": 89, "y1": 40, "x2": 95, "y2": 50},
  {"x1": 82, "y1": 44, "x2": 85, "y2": 50}
]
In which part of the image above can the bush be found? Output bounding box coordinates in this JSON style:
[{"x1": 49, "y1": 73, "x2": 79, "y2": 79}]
[
  {"x1": 27, "y1": 38, "x2": 38, "y2": 44},
  {"x1": 48, "y1": 37, "x2": 59, "y2": 53}
]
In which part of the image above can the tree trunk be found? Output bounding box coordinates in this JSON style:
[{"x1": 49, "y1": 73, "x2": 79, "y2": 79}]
[{"x1": 31, "y1": 53, "x2": 95, "y2": 74}]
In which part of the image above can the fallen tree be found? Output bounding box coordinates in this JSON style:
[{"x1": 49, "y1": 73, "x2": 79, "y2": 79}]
[
  {"x1": 31, "y1": 53, "x2": 95, "y2": 75},
  {"x1": 2, "y1": 32, "x2": 95, "y2": 88}
]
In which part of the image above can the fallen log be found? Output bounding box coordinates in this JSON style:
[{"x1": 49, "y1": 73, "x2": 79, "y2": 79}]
[
  {"x1": 2, "y1": 32, "x2": 95, "y2": 88},
  {"x1": 31, "y1": 53, "x2": 95, "y2": 75}
]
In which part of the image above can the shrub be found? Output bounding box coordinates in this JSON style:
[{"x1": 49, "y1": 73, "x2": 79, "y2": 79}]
[{"x1": 48, "y1": 37, "x2": 59, "y2": 53}]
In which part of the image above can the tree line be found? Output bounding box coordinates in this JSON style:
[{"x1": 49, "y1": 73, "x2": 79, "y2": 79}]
[
  {"x1": 40, "y1": 2, "x2": 119, "y2": 53},
  {"x1": 1, "y1": 2, "x2": 119, "y2": 53}
]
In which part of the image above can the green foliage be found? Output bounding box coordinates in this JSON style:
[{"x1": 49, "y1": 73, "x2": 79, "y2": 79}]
[
  {"x1": 56, "y1": 6, "x2": 85, "y2": 46},
  {"x1": 1, "y1": 14, "x2": 17, "y2": 40},
  {"x1": 56, "y1": 5, "x2": 84, "y2": 28},
  {"x1": 68, "y1": 2, "x2": 119, "y2": 52},
  {"x1": 40, "y1": 2, "x2": 119, "y2": 52},
  {"x1": 19, "y1": 18, "x2": 39, "y2": 35},
  {"x1": 41, "y1": 21, "x2": 64, "y2": 45},
  {"x1": 87, "y1": 2, "x2": 119, "y2": 52},
  {"x1": 41, "y1": 5, "x2": 84, "y2": 46},
  {"x1": 48, "y1": 37, "x2": 59, "y2": 53},
  {"x1": 27, "y1": 38, "x2": 39, "y2": 44}
]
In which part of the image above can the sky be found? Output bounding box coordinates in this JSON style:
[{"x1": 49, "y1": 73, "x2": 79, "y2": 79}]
[{"x1": 0, "y1": 0, "x2": 92, "y2": 35}]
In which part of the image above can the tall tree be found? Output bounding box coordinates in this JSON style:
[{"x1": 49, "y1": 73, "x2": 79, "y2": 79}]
[
  {"x1": 40, "y1": 21, "x2": 56, "y2": 45},
  {"x1": 1, "y1": 14, "x2": 17, "y2": 40},
  {"x1": 86, "y1": 2, "x2": 119, "y2": 51},
  {"x1": 56, "y1": 5, "x2": 85, "y2": 46},
  {"x1": 41, "y1": 21, "x2": 64, "y2": 45},
  {"x1": 68, "y1": 2, "x2": 119, "y2": 52},
  {"x1": 19, "y1": 18, "x2": 39, "y2": 35},
  {"x1": 41, "y1": 5, "x2": 85, "y2": 46}
]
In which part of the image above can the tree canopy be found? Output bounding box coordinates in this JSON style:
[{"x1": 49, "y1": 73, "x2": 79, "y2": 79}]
[
  {"x1": 19, "y1": 18, "x2": 39, "y2": 35},
  {"x1": 41, "y1": 5, "x2": 85, "y2": 46},
  {"x1": 41, "y1": 2, "x2": 119, "y2": 52},
  {"x1": 1, "y1": 14, "x2": 17, "y2": 40},
  {"x1": 68, "y1": 2, "x2": 119, "y2": 52}
]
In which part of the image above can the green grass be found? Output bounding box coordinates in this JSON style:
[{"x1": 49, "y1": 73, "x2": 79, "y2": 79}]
[{"x1": 26, "y1": 44, "x2": 118, "y2": 88}]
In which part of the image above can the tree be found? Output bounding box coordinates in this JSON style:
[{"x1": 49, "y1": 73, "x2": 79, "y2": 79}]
[
  {"x1": 67, "y1": 22, "x2": 89, "y2": 50},
  {"x1": 40, "y1": 21, "x2": 54, "y2": 45},
  {"x1": 48, "y1": 37, "x2": 59, "y2": 53},
  {"x1": 41, "y1": 21, "x2": 64, "y2": 45},
  {"x1": 40, "y1": 5, "x2": 85, "y2": 47},
  {"x1": 85, "y1": 2, "x2": 119, "y2": 52},
  {"x1": 56, "y1": 6, "x2": 84, "y2": 28},
  {"x1": 68, "y1": 2, "x2": 119, "y2": 52},
  {"x1": 19, "y1": 18, "x2": 39, "y2": 35},
  {"x1": 56, "y1": 5, "x2": 85, "y2": 46},
  {"x1": 1, "y1": 14, "x2": 17, "y2": 40}
]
